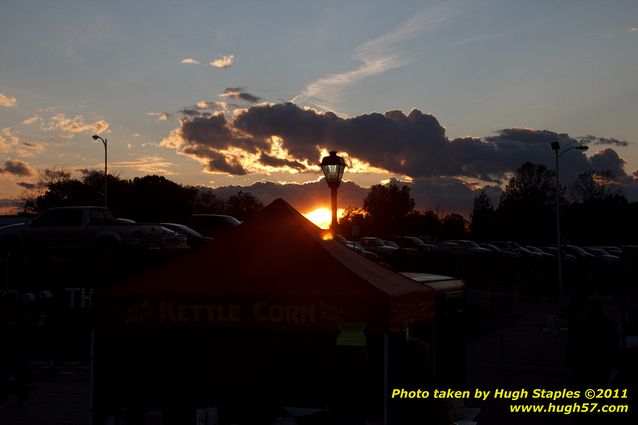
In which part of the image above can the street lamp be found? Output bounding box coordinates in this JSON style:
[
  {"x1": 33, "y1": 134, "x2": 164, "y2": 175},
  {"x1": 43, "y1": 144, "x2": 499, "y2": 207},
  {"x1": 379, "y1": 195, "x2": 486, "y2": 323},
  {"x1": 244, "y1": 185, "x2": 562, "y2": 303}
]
[
  {"x1": 92, "y1": 134, "x2": 108, "y2": 208},
  {"x1": 550, "y1": 141, "x2": 588, "y2": 295},
  {"x1": 320, "y1": 151, "x2": 347, "y2": 231}
]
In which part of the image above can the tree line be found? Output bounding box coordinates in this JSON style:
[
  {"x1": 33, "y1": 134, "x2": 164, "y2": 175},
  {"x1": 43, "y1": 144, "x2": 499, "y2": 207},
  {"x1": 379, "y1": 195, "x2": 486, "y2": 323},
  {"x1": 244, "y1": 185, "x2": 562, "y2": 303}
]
[
  {"x1": 19, "y1": 169, "x2": 264, "y2": 223},
  {"x1": 18, "y1": 162, "x2": 638, "y2": 245},
  {"x1": 339, "y1": 162, "x2": 638, "y2": 245}
]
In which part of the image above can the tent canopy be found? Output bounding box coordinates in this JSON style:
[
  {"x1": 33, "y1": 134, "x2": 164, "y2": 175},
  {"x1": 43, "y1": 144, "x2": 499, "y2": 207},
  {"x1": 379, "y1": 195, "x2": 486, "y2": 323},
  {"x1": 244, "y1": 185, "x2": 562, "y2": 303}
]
[{"x1": 96, "y1": 199, "x2": 434, "y2": 333}]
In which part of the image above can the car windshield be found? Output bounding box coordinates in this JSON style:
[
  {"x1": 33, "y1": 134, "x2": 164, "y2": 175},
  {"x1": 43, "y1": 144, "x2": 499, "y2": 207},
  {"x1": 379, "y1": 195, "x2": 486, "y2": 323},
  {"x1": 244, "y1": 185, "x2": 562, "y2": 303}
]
[
  {"x1": 383, "y1": 240, "x2": 399, "y2": 248},
  {"x1": 406, "y1": 237, "x2": 426, "y2": 246},
  {"x1": 566, "y1": 245, "x2": 588, "y2": 256},
  {"x1": 461, "y1": 240, "x2": 480, "y2": 248},
  {"x1": 164, "y1": 223, "x2": 203, "y2": 238}
]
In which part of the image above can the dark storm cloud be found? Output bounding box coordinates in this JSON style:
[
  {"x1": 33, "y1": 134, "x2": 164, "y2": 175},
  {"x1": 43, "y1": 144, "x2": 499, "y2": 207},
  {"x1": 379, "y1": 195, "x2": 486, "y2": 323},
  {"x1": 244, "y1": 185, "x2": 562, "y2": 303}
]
[
  {"x1": 258, "y1": 153, "x2": 306, "y2": 171},
  {"x1": 576, "y1": 135, "x2": 630, "y2": 147},
  {"x1": 590, "y1": 148, "x2": 627, "y2": 178},
  {"x1": 233, "y1": 102, "x2": 339, "y2": 161},
  {"x1": 206, "y1": 151, "x2": 248, "y2": 175},
  {"x1": 179, "y1": 113, "x2": 267, "y2": 153},
  {"x1": 234, "y1": 103, "x2": 591, "y2": 180},
  {"x1": 478, "y1": 128, "x2": 592, "y2": 183},
  {"x1": 0, "y1": 160, "x2": 34, "y2": 177},
  {"x1": 164, "y1": 102, "x2": 630, "y2": 195},
  {"x1": 179, "y1": 108, "x2": 204, "y2": 117},
  {"x1": 17, "y1": 181, "x2": 36, "y2": 190},
  {"x1": 220, "y1": 87, "x2": 261, "y2": 103}
]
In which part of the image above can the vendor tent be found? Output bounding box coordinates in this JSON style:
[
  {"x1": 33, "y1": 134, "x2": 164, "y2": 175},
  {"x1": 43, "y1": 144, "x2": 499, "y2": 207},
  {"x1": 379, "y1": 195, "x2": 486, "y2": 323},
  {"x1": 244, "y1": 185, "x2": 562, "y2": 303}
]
[
  {"x1": 93, "y1": 199, "x2": 436, "y2": 424},
  {"x1": 96, "y1": 198, "x2": 434, "y2": 333}
]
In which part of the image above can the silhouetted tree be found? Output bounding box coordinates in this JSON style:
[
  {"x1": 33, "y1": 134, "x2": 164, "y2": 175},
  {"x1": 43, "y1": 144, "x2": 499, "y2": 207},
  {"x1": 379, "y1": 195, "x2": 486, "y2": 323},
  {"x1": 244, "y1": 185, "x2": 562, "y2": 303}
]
[
  {"x1": 497, "y1": 162, "x2": 558, "y2": 242},
  {"x1": 31, "y1": 167, "x2": 100, "y2": 211},
  {"x1": 470, "y1": 190, "x2": 495, "y2": 241},
  {"x1": 190, "y1": 187, "x2": 225, "y2": 214},
  {"x1": 404, "y1": 210, "x2": 443, "y2": 239},
  {"x1": 363, "y1": 182, "x2": 415, "y2": 234},
  {"x1": 224, "y1": 191, "x2": 264, "y2": 220},
  {"x1": 570, "y1": 170, "x2": 624, "y2": 203},
  {"x1": 337, "y1": 207, "x2": 367, "y2": 238},
  {"x1": 24, "y1": 170, "x2": 268, "y2": 225},
  {"x1": 128, "y1": 175, "x2": 192, "y2": 222},
  {"x1": 441, "y1": 213, "x2": 468, "y2": 240},
  {"x1": 563, "y1": 170, "x2": 629, "y2": 244}
]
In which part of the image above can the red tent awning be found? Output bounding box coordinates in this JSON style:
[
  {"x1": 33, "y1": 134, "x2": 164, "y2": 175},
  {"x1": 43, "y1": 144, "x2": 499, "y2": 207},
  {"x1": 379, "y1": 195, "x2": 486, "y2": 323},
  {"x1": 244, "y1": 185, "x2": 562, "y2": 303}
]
[{"x1": 96, "y1": 199, "x2": 434, "y2": 333}]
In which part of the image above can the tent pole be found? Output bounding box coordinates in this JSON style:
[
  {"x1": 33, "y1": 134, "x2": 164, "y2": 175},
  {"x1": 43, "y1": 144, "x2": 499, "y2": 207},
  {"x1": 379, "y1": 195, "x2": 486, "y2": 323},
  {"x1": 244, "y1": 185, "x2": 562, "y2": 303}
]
[
  {"x1": 89, "y1": 329, "x2": 95, "y2": 425},
  {"x1": 383, "y1": 333, "x2": 389, "y2": 425}
]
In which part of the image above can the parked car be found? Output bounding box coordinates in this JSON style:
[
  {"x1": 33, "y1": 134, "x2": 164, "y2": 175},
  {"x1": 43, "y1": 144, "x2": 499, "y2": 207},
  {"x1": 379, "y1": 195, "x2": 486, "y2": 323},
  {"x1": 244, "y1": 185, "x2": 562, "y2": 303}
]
[
  {"x1": 382, "y1": 239, "x2": 420, "y2": 256},
  {"x1": 351, "y1": 243, "x2": 379, "y2": 260},
  {"x1": 584, "y1": 246, "x2": 622, "y2": 257},
  {"x1": 562, "y1": 245, "x2": 595, "y2": 261},
  {"x1": 541, "y1": 246, "x2": 577, "y2": 262},
  {"x1": 438, "y1": 241, "x2": 466, "y2": 254},
  {"x1": 524, "y1": 246, "x2": 554, "y2": 259},
  {"x1": 386, "y1": 236, "x2": 434, "y2": 254},
  {"x1": 333, "y1": 235, "x2": 378, "y2": 260},
  {"x1": 446, "y1": 240, "x2": 491, "y2": 255},
  {"x1": 479, "y1": 243, "x2": 519, "y2": 258},
  {"x1": 161, "y1": 223, "x2": 214, "y2": 248},
  {"x1": 160, "y1": 226, "x2": 189, "y2": 251},
  {"x1": 0, "y1": 206, "x2": 163, "y2": 261},
  {"x1": 189, "y1": 214, "x2": 241, "y2": 238},
  {"x1": 359, "y1": 237, "x2": 398, "y2": 258},
  {"x1": 489, "y1": 241, "x2": 542, "y2": 258},
  {"x1": 582, "y1": 247, "x2": 620, "y2": 264}
]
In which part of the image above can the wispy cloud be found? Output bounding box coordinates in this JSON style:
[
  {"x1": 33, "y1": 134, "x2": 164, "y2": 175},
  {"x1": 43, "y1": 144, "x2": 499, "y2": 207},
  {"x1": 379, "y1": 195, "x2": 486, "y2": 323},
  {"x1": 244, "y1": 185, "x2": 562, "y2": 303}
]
[
  {"x1": 209, "y1": 54, "x2": 234, "y2": 68},
  {"x1": 110, "y1": 156, "x2": 176, "y2": 175},
  {"x1": 0, "y1": 128, "x2": 42, "y2": 158},
  {"x1": 43, "y1": 113, "x2": 109, "y2": 135},
  {"x1": 0, "y1": 91, "x2": 17, "y2": 107},
  {"x1": 147, "y1": 112, "x2": 172, "y2": 121},
  {"x1": 0, "y1": 128, "x2": 19, "y2": 153},
  {"x1": 181, "y1": 58, "x2": 200, "y2": 64},
  {"x1": 293, "y1": 1, "x2": 463, "y2": 111},
  {"x1": 22, "y1": 114, "x2": 41, "y2": 125},
  {"x1": 451, "y1": 16, "x2": 556, "y2": 47}
]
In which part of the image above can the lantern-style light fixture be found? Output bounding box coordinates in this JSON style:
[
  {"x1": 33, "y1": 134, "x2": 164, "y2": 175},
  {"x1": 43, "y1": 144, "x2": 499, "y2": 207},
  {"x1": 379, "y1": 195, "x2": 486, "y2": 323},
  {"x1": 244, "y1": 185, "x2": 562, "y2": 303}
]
[{"x1": 320, "y1": 151, "x2": 347, "y2": 230}]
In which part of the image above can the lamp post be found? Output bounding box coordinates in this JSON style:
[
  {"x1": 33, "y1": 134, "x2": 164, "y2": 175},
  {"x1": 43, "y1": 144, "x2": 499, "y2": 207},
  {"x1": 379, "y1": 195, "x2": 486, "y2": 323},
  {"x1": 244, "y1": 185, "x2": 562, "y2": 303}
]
[
  {"x1": 92, "y1": 134, "x2": 108, "y2": 208},
  {"x1": 320, "y1": 151, "x2": 347, "y2": 231},
  {"x1": 550, "y1": 141, "x2": 588, "y2": 295}
]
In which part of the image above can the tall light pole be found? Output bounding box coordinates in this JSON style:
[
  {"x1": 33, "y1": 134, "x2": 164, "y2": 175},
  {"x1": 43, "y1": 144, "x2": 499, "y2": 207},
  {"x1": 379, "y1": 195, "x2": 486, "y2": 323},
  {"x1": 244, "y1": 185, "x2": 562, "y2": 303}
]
[
  {"x1": 320, "y1": 151, "x2": 347, "y2": 231},
  {"x1": 92, "y1": 134, "x2": 108, "y2": 208},
  {"x1": 550, "y1": 141, "x2": 588, "y2": 295}
]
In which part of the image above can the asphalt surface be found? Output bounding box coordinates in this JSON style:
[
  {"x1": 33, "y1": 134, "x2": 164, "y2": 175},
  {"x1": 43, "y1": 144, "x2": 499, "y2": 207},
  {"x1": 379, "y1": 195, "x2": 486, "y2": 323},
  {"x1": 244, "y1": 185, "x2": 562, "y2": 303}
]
[{"x1": 0, "y1": 290, "x2": 629, "y2": 425}]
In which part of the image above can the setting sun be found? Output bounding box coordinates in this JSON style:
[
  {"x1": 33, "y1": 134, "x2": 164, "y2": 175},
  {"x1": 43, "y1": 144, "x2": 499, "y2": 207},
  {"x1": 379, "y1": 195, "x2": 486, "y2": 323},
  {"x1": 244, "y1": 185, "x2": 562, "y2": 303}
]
[{"x1": 303, "y1": 207, "x2": 345, "y2": 229}]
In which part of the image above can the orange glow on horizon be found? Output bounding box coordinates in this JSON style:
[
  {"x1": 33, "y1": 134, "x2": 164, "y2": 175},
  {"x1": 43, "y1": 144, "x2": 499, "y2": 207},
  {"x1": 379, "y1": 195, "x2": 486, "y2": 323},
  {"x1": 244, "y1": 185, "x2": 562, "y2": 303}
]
[{"x1": 303, "y1": 207, "x2": 345, "y2": 229}]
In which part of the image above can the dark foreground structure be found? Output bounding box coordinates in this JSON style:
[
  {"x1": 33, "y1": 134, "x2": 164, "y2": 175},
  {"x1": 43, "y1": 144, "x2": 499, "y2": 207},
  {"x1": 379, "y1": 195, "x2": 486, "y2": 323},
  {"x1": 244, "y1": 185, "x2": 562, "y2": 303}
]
[{"x1": 94, "y1": 199, "x2": 465, "y2": 424}]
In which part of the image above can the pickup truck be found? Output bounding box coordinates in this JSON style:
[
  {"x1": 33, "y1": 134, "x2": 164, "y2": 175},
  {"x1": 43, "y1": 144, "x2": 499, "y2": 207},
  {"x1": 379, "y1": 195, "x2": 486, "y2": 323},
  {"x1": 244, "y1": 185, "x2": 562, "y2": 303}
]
[{"x1": 0, "y1": 206, "x2": 163, "y2": 261}]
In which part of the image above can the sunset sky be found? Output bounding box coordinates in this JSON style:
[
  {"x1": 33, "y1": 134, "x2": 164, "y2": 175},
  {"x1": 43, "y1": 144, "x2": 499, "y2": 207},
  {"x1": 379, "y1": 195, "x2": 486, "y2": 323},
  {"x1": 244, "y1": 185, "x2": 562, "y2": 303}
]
[{"x1": 1, "y1": 0, "x2": 637, "y2": 215}]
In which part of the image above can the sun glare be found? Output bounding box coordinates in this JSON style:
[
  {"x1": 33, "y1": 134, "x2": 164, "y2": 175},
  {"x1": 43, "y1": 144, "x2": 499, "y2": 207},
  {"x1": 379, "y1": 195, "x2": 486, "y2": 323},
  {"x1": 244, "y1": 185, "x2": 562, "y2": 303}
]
[{"x1": 304, "y1": 207, "x2": 345, "y2": 229}]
